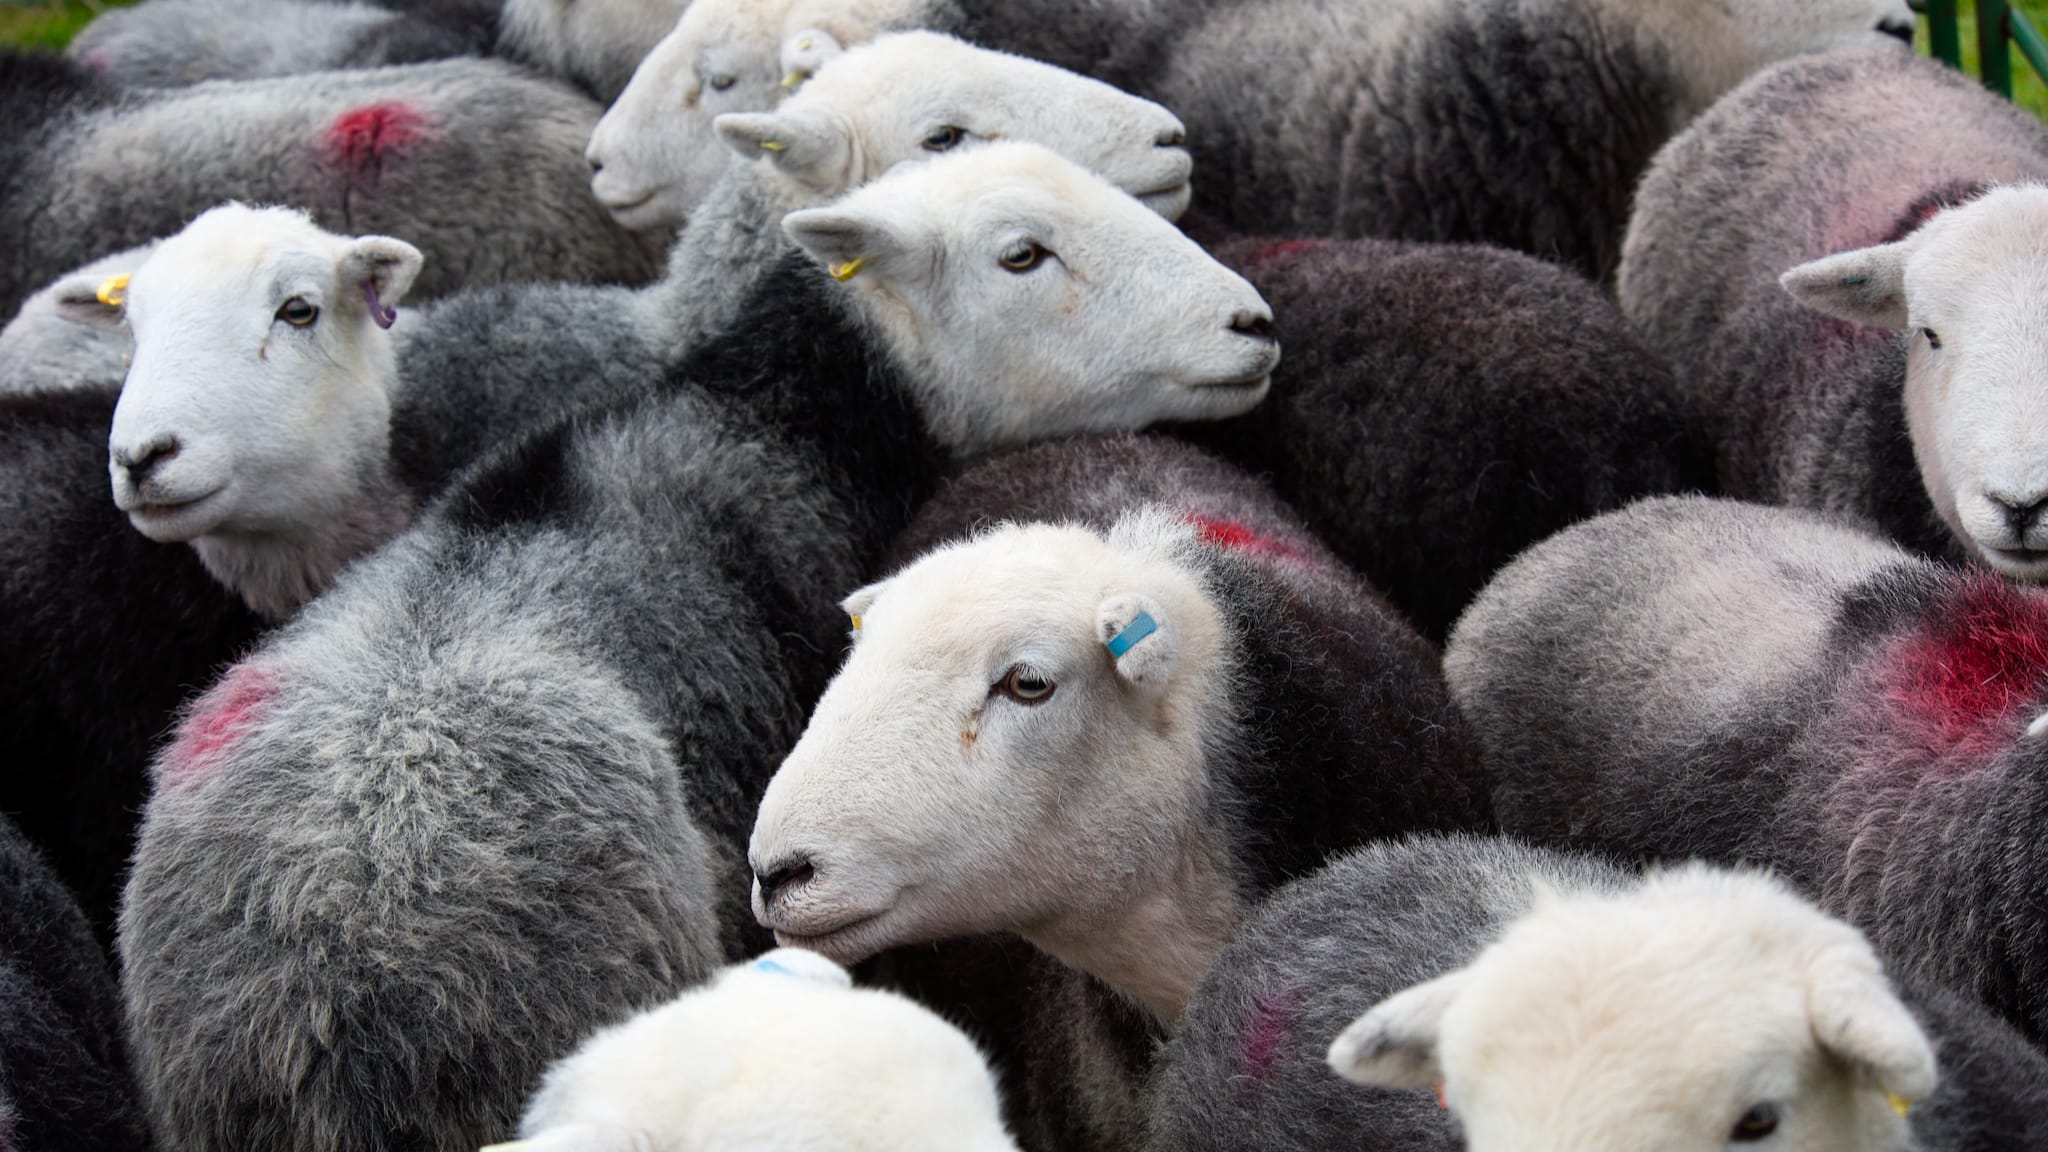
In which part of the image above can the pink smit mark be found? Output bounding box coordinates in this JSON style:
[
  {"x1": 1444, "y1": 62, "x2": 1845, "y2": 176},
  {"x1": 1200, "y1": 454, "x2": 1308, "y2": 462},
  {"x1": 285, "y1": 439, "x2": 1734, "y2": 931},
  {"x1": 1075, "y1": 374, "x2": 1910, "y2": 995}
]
[
  {"x1": 1244, "y1": 237, "x2": 1329, "y2": 266},
  {"x1": 1878, "y1": 571, "x2": 2048, "y2": 761},
  {"x1": 1184, "y1": 513, "x2": 1312, "y2": 565},
  {"x1": 161, "y1": 665, "x2": 276, "y2": 789},
  {"x1": 320, "y1": 101, "x2": 433, "y2": 173},
  {"x1": 1238, "y1": 987, "x2": 1301, "y2": 1083}
]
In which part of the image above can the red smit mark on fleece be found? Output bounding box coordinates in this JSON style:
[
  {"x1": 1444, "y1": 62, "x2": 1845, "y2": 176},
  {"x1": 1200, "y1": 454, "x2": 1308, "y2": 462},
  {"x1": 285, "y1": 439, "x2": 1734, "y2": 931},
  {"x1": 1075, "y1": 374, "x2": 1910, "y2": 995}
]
[
  {"x1": 1880, "y1": 570, "x2": 2048, "y2": 760},
  {"x1": 161, "y1": 665, "x2": 276, "y2": 789},
  {"x1": 1244, "y1": 237, "x2": 1330, "y2": 267},
  {"x1": 321, "y1": 101, "x2": 432, "y2": 173},
  {"x1": 1184, "y1": 513, "x2": 1311, "y2": 565},
  {"x1": 1238, "y1": 987, "x2": 1301, "y2": 1084}
]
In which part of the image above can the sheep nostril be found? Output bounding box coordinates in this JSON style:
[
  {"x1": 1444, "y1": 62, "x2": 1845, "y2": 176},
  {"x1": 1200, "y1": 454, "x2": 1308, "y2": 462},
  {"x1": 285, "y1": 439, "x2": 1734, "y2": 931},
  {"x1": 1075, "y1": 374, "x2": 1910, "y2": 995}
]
[
  {"x1": 1158, "y1": 127, "x2": 1187, "y2": 148},
  {"x1": 116, "y1": 435, "x2": 182, "y2": 484},
  {"x1": 1878, "y1": 16, "x2": 1915, "y2": 44},
  {"x1": 755, "y1": 857, "x2": 816, "y2": 906},
  {"x1": 1230, "y1": 313, "x2": 1276, "y2": 344}
]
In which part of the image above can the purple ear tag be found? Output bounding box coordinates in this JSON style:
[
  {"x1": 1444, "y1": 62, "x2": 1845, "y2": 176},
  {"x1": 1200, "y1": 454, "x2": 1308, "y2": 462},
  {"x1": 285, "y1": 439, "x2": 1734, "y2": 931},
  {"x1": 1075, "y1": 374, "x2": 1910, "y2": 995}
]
[{"x1": 362, "y1": 279, "x2": 398, "y2": 329}]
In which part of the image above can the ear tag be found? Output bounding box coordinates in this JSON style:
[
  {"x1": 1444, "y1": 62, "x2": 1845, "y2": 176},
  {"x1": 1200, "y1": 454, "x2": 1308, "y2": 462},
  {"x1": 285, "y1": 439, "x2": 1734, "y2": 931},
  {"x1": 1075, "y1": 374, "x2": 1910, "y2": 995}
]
[
  {"x1": 1104, "y1": 611, "x2": 1158, "y2": 658},
  {"x1": 362, "y1": 279, "x2": 398, "y2": 329},
  {"x1": 781, "y1": 70, "x2": 807, "y2": 87},
  {"x1": 96, "y1": 273, "x2": 131, "y2": 306},
  {"x1": 829, "y1": 257, "x2": 865, "y2": 282},
  {"x1": 752, "y1": 956, "x2": 797, "y2": 977},
  {"x1": 798, "y1": 37, "x2": 814, "y2": 50},
  {"x1": 759, "y1": 138, "x2": 787, "y2": 151},
  {"x1": 1433, "y1": 1082, "x2": 1448, "y2": 1110},
  {"x1": 849, "y1": 614, "x2": 862, "y2": 630},
  {"x1": 1886, "y1": 1091, "x2": 1912, "y2": 1119}
]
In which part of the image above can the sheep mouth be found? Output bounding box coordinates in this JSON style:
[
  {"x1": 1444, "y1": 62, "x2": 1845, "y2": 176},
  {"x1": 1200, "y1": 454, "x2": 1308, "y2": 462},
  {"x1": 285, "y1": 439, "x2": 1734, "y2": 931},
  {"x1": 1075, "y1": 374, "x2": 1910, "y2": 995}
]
[
  {"x1": 123, "y1": 486, "x2": 227, "y2": 539},
  {"x1": 767, "y1": 908, "x2": 894, "y2": 962}
]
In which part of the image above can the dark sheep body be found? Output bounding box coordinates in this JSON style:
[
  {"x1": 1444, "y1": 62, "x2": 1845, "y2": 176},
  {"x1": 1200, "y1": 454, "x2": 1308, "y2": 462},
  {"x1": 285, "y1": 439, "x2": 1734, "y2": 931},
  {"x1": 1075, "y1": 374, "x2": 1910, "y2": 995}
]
[
  {"x1": 0, "y1": 52, "x2": 665, "y2": 318},
  {"x1": 68, "y1": 0, "x2": 499, "y2": 88},
  {"x1": 0, "y1": 810, "x2": 153, "y2": 1152},
  {"x1": 1445, "y1": 496, "x2": 2048, "y2": 1043},
  {"x1": 1616, "y1": 47, "x2": 2048, "y2": 557}
]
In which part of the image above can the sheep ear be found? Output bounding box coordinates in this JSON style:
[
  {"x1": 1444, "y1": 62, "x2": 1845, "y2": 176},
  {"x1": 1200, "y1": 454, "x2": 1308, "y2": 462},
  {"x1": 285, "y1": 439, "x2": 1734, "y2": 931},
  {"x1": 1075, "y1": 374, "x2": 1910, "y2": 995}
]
[
  {"x1": 51, "y1": 270, "x2": 132, "y2": 331},
  {"x1": 1327, "y1": 968, "x2": 1472, "y2": 1089},
  {"x1": 716, "y1": 111, "x2": 849, "y2": 193},
  {"x1": 839, "y1": 579, "x2": 886, "y2": 634},
  {"x1": 1780, "y1": 240, "x2": 1914, "y2": 329},
  {"x1": 1098, "y1": 592, "x2": 1177, "y2": 696},
  {"x1": 778, "y1": 27, "x2": 845, "y2": 87},
  {"x1": 340, "y1": 236, "x2": 424, "y2": 325},
  {"x1": 745, "y1": 947, "x2": 854, "y2": 987},
  {"x1": 783, "y1": 206, "x2": 922, "y2": 286},
  {"x1": 1807, "y1": 947, "x2": 1937, "y2": 1107}
]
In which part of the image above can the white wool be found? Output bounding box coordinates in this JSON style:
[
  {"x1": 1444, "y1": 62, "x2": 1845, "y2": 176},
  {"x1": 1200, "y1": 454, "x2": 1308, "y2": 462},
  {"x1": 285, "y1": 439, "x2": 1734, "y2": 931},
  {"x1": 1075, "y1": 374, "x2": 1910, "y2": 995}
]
[
  {"x1": 1330, "y1": 866, "x2": 1937, "y2": 1152},
  {"x1": 498, "y1": 0, "x2": 691, "y2": 100},
  {"x1": 1782, "y1": 184, "x2": 2048, "y2": 579},
  {"x1": 784, "y1": 142, "x2": 1276, "y2": 452},
  {"x1": 749, "y1": 509, "x2": 1240, "y2": 1019},
  {"x1": 493, "y1": 948, "x2": 1022, "y2": 1152}
]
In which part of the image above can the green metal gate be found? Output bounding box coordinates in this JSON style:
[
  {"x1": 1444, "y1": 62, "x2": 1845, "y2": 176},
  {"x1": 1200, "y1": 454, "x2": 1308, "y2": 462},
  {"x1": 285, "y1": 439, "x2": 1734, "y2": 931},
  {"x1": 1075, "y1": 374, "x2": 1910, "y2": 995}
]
[{"x1": 1916, "y1": 0, "x2": 2048, "y2": 98}]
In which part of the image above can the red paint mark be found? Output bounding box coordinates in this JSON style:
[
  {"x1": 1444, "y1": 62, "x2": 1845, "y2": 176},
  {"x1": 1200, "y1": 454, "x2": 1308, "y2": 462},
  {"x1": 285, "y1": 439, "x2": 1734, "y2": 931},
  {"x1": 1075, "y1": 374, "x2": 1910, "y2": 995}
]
[
  {"x1": 1239, "y1": 987, "x2": 1300, "y2": 1083},
  {"x1": 81, "y1": 50, "x2": 110, "y2": 75},
  {"x1": 1184, "y1": 513, "x2": 1310, "y2": 565},
  {"x1": 1879, "y1": 571, "x2": 2048, "y2": 761},
  {"x1": 320, "y1": 101, "x2": 431, "y2": 174},
  {"x1": 1244, "y1": 238, "x2": 1328, "y2": 266},
  {"x1": 161, "y1": 665, "x2": 275, "y2": 789}
]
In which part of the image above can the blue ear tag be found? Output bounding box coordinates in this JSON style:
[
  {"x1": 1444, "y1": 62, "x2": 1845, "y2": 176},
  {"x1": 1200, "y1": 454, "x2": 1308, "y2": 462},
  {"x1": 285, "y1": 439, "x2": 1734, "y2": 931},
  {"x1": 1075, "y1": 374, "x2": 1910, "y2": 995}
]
[
  {"x1": 1105, "y1": 611, "x2": 1158, "y2": 658},
  {"x1": 751, "y1": 957, "x2": 796, "y2": 977}
]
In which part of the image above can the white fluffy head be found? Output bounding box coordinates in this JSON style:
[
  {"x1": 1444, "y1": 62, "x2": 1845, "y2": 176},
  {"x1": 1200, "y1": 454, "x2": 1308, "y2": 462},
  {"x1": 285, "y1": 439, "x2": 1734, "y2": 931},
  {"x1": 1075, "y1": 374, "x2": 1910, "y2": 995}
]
[
  {"x1": 1329, "y1": 867, "x2": 1937, "y2": 1152},
  {"x1": 494, "y1": 948, "x2": 1021, "y2": 1152},
  {"x1": 1621, "y1": 0, "x2": 1917, "y2": 117},
  {"x1": 1782, "y1": 185, "x2": 2048, "y2": 579},
  {"x1": 498, "y1": 0, "x2": 692, "y2": 101},
  {"x1": 749, "y1": 511, "x2": 1235, "y2": 1012},
  {"x1": 786, "y1": 143, "x2": 1276, "y2": 451}
]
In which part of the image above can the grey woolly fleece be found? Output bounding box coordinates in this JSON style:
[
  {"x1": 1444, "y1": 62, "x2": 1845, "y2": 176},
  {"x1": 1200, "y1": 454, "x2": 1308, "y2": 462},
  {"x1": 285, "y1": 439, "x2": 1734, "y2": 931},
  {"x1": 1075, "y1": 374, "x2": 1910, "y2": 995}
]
[
  {"x1": 1616, "y1": 47, "x2": 2048, "y2": 558},
  {"x1": 67, "y1": 0, "x2": 498, "y2": 88}
]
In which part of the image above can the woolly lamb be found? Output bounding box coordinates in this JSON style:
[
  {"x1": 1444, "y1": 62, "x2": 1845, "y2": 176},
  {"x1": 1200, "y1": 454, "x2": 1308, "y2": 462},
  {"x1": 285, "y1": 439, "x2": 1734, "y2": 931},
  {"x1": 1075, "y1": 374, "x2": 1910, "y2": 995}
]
[
  {"x1": 119, "y1": 143, "x2": 1278, "y2": 1152},
  {"x1": 1445, "y1": 495, "x2": 2048, "y2": 1042},
  {"x1": 1153, "y1": 836, "x2": 2048, "y2": 1152},
  {"x1": 602, "y1": 0, "x2": 1913, "y2": 275},
  {"x1": 751, "y1": 433, "x2": 1484, "y2": 1146},
  {"x1": 487, "y1": 948, "x2": 1021, "y2": 1152},
  {"x1": 1621, "y1": 48, "x2": 2048, "y2": 576},
  {"x1": 1178, "y1": 235, "x2": 1710, "y2": 640},
  {"x1": 0, "y1": 810, "x2": 153, "y2": 1152},
  {"x1": 0, "y1": 52, "x2": 663, "y2": 318}
]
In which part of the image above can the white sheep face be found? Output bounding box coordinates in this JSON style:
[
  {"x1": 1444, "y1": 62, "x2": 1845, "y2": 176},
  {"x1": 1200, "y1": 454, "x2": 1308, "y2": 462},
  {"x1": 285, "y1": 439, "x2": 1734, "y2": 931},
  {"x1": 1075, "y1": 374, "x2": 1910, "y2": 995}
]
[
  {"x1": 713, "y1": 32, "x2": 1192, "y2": 221},
  {"x1": 498, "y1": 949, "x2": 1022, "y2": 1152},
  {"x1": 750, "y1": 514, "x2": 1227, "y2": 975},
  {"x1": 95, "y1": 205, "x2": 420, "y2": 551},
  {"x1": 1782, "y1": 185, "x2": 2048, "y2": 579},
  {"x1": 1329, "y1": 868, "x2": 1936, "y2": 1152},
  {"x1": 785, "y1": 143, "x2": 1277, "y2": 451},
  {"x1": 1629, "y1": 0, "x2": 1916, "y2": 117}
]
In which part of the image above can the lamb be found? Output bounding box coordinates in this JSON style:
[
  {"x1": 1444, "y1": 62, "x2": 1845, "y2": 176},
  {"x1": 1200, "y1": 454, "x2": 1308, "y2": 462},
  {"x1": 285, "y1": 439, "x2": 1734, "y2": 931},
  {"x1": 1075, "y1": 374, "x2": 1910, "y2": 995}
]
[
  {"x1": 749, "y1": 433, "x2": 1485, "y2": 1147},
  {"x1": 487, "y1": 948, "x2": 1023, "y2": 1152},
  {"x1": 0, "y1": 51, "x2": 665, "y2": 318},
  {"x1": 1443, "y1": 495, "x2": 2048, "y2": 1043},
  {"x1": 1177, "y1": 235, "x2": 1711, "y2": 640},
  {"x1": 0, "y1": 810, "x2": 153, "y2": 1151},
  {"x1": 118, "y1": 143, "x2": 1279, "y2": 1152},
  {"x1": 1618, "y1": 48, "x2": 2048, "y2": 574},
  {"x1": 604, "y1": 0, "x2": 1914, "y2": 275},
  {"x1": 1151, "y1": 836, "x2": 2048, "y2": 1152},
  {"x1": 587, "y1": 28, "x2": 1190, "y2": 231}
]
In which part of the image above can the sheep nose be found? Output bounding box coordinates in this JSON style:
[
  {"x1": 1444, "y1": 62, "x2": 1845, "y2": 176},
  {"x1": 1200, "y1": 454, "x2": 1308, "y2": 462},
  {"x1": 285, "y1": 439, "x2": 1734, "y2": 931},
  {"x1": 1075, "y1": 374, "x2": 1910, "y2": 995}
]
[
  {"x1": 754, "y1": 855, "x2": 816, "y2": 906},
  {"x1": 1157, "y1": 125, "x2": 1186, "y2": 148},
  {"x1": 1878, "y1": 16, "x2": 1915, "y2": 44},
  {"x1": 1230, "y1": 311, "x2": 1277, "y2": 345},
  {"x1": 114, "y1": 434, "x2": 181, "y2": 485},
  {"x1": 1992, "y1": 492, "x2": 2048, "y2": 537}
]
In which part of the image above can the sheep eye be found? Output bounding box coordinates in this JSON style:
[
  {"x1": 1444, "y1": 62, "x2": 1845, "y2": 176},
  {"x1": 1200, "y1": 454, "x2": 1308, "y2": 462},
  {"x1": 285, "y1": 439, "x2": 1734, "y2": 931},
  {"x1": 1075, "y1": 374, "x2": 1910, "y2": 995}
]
[
  {"x1": 277, "y1": 297, "x2": 318, "y2": 327},
  {"x1": 999, "y1": 242, "x2": 1048, "y2": 273},
  {"x1": 1923, "y1": 327, "x2": 1943, "y2": 350},
  {"x1": 1729, "y1": 1102, "x2": 1780, "y2": 1143},
  {"x1": 922, "y1": 125, "x2": 966, "y2": 152},
  {"x1": 706, "y1": 72, "x2": 737, "y2": 92},
  {"x1": 996, "y1": 666, "x2": 1055, "y2": 704}
]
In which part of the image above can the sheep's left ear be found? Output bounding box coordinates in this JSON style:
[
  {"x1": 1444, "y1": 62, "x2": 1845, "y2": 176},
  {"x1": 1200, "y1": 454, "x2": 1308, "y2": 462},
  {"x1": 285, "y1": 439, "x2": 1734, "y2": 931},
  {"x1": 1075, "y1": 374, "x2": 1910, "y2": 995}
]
[
  {"x1": 778, "y1": 27, "x2": 844, "y2": 87},
  {"x1": 784, "y1": 205, "x2": 924, "y2": 286},
  {"x1": 1327, "y1": 968, "x2": 1473, "y2": 1089},
  {"x1": 1780, "y1": 238, "x2": 1915, "y2": 328},
  {"x1": 716, "y1": 110, "x2": 850, "y2": 193},
  {"x1": 340, "y1": 236, "x2": 424, "y2": 325},
  {"x1": 839, "y1": 579, "x2": 886, "y2": 635},
  {"x1": 1806, "y1": 947, "x2": 1937, "y2": 1107},
  {"x1": 51, "y1": 271, "x2": 131, "y2": 331},
  {"x1": 1098, "y1": 592, "x2": 1177, "y2": 695}
]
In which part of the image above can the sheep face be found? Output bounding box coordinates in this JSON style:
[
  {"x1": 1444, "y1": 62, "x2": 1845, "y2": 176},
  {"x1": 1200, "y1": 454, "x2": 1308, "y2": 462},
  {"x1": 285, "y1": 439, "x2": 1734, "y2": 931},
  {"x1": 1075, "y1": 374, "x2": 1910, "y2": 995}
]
[
  {"x1": 750, "y1": 515, "x2": 1230, "y2": 976},
  {"x1": 94, "y1": 205, "x2": 420, "y2": 551},
  {"x1": 1631, "y1": 0, "x2": 1916, "y2": 118},
  {"x1": 784, "y1": 144, "x2": 1277, "y2": 452},
  {"x1": 1783, "y1": 185, "x2": 2048, "y2": 580},
  {"x1": 1330, "y1": 868, "x2": 1936, "y2": 1152},
  {"x1": 713, "y1": 32, "x2": 1194, "y2": 223},
  {"x1": 500, "y1": 949, "x2": 1022, "y2": 1152}
]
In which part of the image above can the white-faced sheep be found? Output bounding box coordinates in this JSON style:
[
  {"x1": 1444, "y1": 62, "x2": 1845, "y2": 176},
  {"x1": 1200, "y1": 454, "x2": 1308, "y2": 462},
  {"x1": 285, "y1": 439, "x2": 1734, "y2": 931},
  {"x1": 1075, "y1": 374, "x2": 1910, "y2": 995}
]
[
  {"x1": 488, "y1": 948, "x2": 1022, "y2": 1152},
  {"x1": 0, "y1": 51, "x2": 664, "y2": 318},
  {"x1": 118, "y1": 143, "x2": 1279, "y2": 1152},
  {"x1": 1618, "y1": 47, "x2": 2048, "y2": 573},
  {"x1": 599, "y1": 0, "x2": 1913, "y2": 275},
  {"x1": 1445, "y1": 495, "x2": 2048, "y2": 1044},
  {"x1": 1151, "y1": 836, "x2": 2048, "y2": 1152},
  {"x1": 750, "y1": 433, "x2": 1484, "y2": 1148}
]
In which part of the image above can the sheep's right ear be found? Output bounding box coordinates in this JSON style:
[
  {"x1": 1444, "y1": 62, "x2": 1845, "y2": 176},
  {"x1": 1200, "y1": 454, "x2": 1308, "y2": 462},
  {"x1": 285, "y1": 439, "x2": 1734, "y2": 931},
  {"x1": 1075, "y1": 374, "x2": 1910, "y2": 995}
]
[
  {"x1": 783, "y1": 205, "x2": 924, "y2": 286},
  {"x1": 777, "y1": 27, "x2": 845, "y2": 87},
  {"x1": 715, "y1": 110, "x2": 850, "y2": 193},
  {"x1": 1327, "y1": 969, "x2": 1473, "y2": 1089},
  {"x1": 51, "y1": 271, "x2": 131, "y2": 331},
  {"x1": 1098, "y1": 592, "x2": 1177, "y2": 696},
  {"x1": 839, "y1": 579, "x2": 887, "y2": 635},
  {"x1": 1780, "y1": 239, "x2": 1915, "y2": 328},
  {"x1": 1806, "y1": 946, "x2": 1937, "y2": 1109}
]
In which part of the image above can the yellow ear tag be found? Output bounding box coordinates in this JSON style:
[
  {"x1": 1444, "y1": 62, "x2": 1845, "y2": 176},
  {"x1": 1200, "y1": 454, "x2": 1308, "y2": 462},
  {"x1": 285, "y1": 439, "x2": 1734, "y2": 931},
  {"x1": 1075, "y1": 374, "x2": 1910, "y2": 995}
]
[
  {"x1": 798, "y1": 37, "x2": 814, "y2": 50},
  {"x1": 1886, "y1": 1091, "x2": 1912, "y2": 1119},
  {"x1": 759, "y1": 138, "x2": 786, "y2": 152},
  {"x1": 828, "y1": 257, "x2": 865, "y2": 282},
  {"x1": 96, "y1": 272, "x2": 131, "y2": 307},
  {"x1": 849, "y1": 614, "x2": 862, "y2": 630},
  {"x1": 781, "y1": 70, "x2": 807, "y2": 88}
]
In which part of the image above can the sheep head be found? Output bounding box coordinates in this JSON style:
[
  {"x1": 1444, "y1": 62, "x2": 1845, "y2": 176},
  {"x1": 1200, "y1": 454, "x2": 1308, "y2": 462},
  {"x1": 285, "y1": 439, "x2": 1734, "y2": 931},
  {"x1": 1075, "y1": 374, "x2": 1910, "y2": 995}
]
[{"x1": 1626, "y1": 0, "x2": 1917, "y2": 121}]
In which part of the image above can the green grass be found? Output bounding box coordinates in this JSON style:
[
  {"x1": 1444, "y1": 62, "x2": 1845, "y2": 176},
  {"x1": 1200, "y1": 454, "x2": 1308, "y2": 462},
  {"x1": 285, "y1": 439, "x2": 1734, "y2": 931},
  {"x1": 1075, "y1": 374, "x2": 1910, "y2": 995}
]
[
  {"x1": 0, "y1": 1, "x2": 134, "y2": 51},
  {"x1": 1918, "y1": 0, "x2": 2048, "y2": 118}
]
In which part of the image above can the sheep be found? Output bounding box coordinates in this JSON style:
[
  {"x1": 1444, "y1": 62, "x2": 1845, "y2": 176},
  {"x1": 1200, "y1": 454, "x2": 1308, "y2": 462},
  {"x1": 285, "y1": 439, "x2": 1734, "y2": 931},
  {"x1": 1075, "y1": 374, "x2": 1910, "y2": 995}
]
[
  {"x1": 1443, "y1": 495, "x2": 2048, "y2": 1044},
  {"x1": 749, "y1": 432, "x2": 1485, "y2": 1148},
  {"x1": 499, "y1": 0, "x2": 692, "y2": 100},
  {"x1": 1151, "y1": 836, "x2": 2048, "y2": 1152},
  {"x1": 599, "y1": 0, "x2": 1914, "y2": 276},
  {"x1": 0, "y1": 51, "x2": 665, "y2": 319},
  {"x1": 588, "y1": 28, "x2": 1190, "y2": 231},
  {"x1": 1618, "y1": 48, "x2": 2048, "y2": 575},
  {"x1": 0, "y1": 243, "x2": 149, "y2": 395},
  {"x1": 0, "y1": 810, "x2": 153, "y2": 1151},
  {"x1": 1175, "y1": 234, "x2": 1712, "y2": 641},
  {"x1": 118, "y1": 142, "x2": 1281, "y2": 1152},
  {"x1": 484, "y1": 948, "x2": 1023, "y2": 1152}
]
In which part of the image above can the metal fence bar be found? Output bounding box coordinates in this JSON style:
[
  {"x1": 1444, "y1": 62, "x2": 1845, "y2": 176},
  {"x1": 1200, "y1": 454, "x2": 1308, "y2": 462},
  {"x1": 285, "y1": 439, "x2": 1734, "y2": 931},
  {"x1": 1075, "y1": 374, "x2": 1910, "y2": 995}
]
[
  {"x1": 1925, "y1": 0, "x2": 1965, "y2": 67},
  {"x1": 1981, "y1": 0, "x2": 2014, "y2": 95},
  {"x1": 2011, "y1": 5, "x2": 2048, "y2": 82}
]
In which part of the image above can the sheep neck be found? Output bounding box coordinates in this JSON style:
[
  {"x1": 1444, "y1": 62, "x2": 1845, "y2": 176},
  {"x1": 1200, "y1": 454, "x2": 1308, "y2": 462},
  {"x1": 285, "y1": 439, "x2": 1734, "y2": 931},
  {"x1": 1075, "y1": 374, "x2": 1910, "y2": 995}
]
[{"x1": 192, "y1": 457, "x2": 414, "y2": 621}]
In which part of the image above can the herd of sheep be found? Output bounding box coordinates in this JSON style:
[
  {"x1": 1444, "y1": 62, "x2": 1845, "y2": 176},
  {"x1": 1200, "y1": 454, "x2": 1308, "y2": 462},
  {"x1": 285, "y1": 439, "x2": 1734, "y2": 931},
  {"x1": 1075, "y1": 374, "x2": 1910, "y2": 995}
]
[{"x1": 2, "y1": 0, "x2": 2046, "y2": 1149}]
